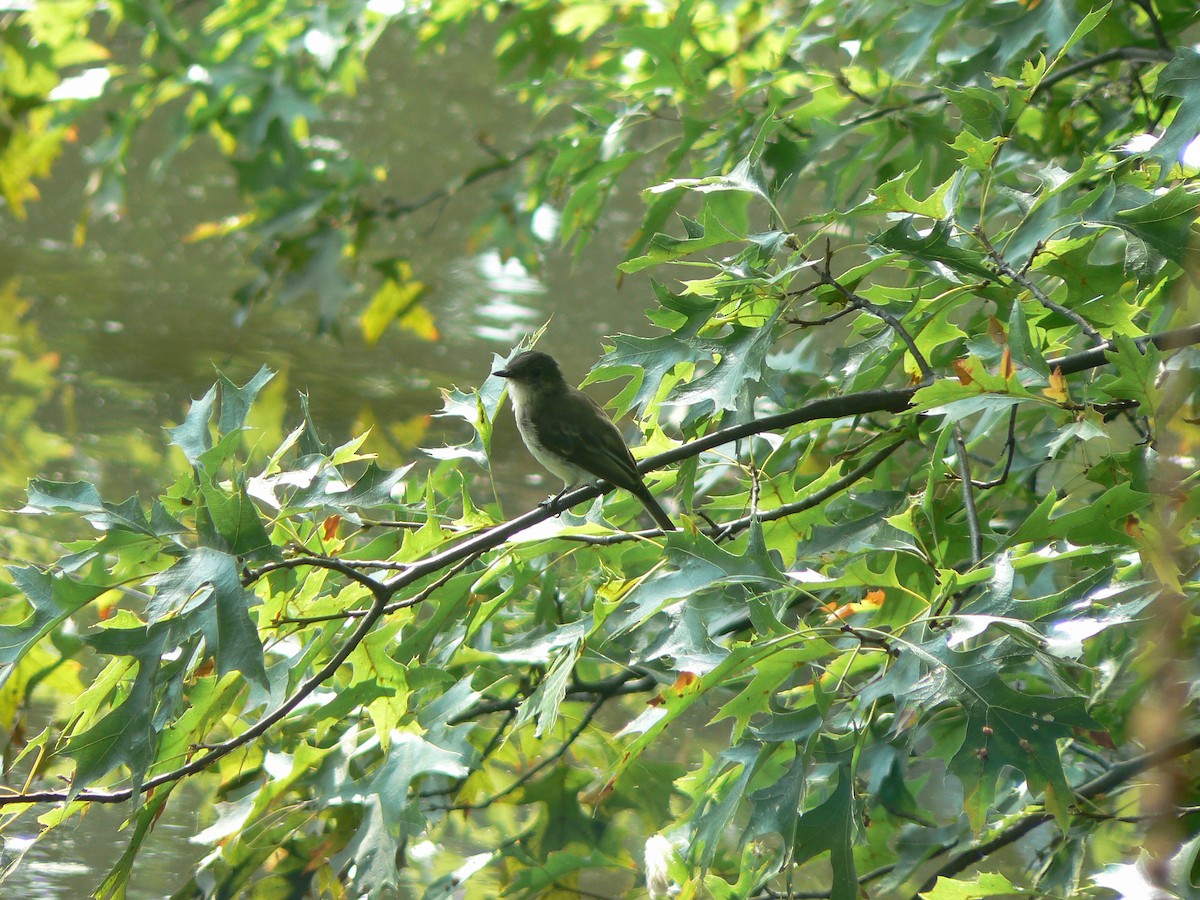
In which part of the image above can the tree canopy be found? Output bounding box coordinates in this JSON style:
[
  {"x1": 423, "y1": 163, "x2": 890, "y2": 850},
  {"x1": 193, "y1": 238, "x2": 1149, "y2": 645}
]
[{"x1": 1, "y1": 1, "x2": 1199, "y2": 898}]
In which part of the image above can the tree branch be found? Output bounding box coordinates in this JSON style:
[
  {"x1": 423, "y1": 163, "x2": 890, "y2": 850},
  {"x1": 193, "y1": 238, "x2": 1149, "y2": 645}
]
[
  {"x1": 3, "y1": 325, "x2": 1196, "y2": 811},
  {"x1": 912, "y1": 731, "x2": 1200, "y2": 895},
  {"x1": 0, "y1": 584, "x2": 393, "y2": 807},
  {"x1": 813, "y1": 245, "x2": 936, "y2": 382},
  {"x1": 975, "y1": 229, "x2": 1106, "y2": 347},
  {"x1": 1050, "y1": 323, "x2": 1200, "y2": 375},
  {"x1": 446, "y1": 695, "x2": 607, "y2": 811},
  {"x1": 838, "y1": 46, "x2": 1172, "y2": 129}
]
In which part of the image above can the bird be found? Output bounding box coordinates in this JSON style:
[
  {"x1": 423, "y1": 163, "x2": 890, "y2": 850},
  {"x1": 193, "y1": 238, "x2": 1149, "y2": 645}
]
[{"x1": 492, "y1": 349, "x2": 676, "y2": 531}]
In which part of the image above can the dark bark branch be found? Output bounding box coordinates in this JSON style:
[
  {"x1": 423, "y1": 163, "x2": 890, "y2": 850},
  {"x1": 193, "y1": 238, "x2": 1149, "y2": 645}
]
[
  {"x1": 0, "y1": 585, "x2": 392, "y2": 807},
  {"x1": 3, "y1": 325, "x2": 1195, "y2": 810},
  {"x1": 446, "y1": 695, "x2": 607, "y2": 811},
  {"x1": 911, "y1": 731, "x2": 1200, "y2": 895},
  {"x1": 1049, "y1": 323, "x2": 1200, "y2": 375}
]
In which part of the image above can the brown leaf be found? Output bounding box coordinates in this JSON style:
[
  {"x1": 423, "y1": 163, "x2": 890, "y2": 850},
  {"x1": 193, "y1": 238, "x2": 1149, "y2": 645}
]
[{"x1": 953, "y1": 358, "x2": 975, "y2": 385}]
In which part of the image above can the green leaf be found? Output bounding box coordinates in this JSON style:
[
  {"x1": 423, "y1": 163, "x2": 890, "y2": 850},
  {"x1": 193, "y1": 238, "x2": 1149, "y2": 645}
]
[
  {"x1": 609, "y1": 528, "x2": 786, "y2": 637},
  {"x1": 646, "y1": 154, "x2": 783, "y2": 224},
  {"x1": 217, "y1": 366, "x2": 275, "y2": 436},
  {"x1": 951, "y1": 131, "x2": 1004, "y2": 173},
  {"x1": 920, "y1": 871, "x2": 1020, "y2": 899},
  {"x1": 1146, "y1": 49, "x2": 1200, "y2": 178},
  {"x1": 21, "y1": 479, "x2": 157, "y2": 535},
  {"x1": 788, "y1": 766, "x2": 858, "y2": 900},
  {"x1": 1005, "y1": 485, "x2": 1150, "y2": 548},
  {"x1": 0, "y1": 567, "x2": 107, "y2": 686},
  {"x1": 513, "y1": 639, "x2": 582, "y2": 738},
  {"x1": 942, "y1": 86, "x2": 1007, "y2": 137},
  {"x1": 198, "y1": 479, "x2": 276, "y2": 560},
  {"x1": 64, "y1": 621, "x2": 177, "y2": 795},
  {"x1": 872, "y1": 219, "x2": 994, "y2": 280},
  {"x1": 859, "y1": 168, "x2": 958, "y2": 217},
  {"x1": 670, "y1": 304, "x2": 783, "y2": 418},
  {"x1": 368, "y1": 731, "x2": 468, "y2": 830},
  {"x1": 145, "y1": 547, "x2": 268, "y2": 690},
  {"x1": 691, "y1": 742, "x2": 763, "y2": 868},
  {"x1": 619, "y1": 194, "x2": 749, "y2": 273},
  {"x1": 902, "y1": 631, "x2": 1098, "y2": 827},
  {"x1": 93, "y1": 785, "x2": 176, "y2": 900},
  {"x1": 166, "y1": 384, "x2": 217, "y2": 466},
  {"x1": 1007, "y1": 297, "x2": 1048, "y2": 375},
  {"x1": 593, "y1": 287, "x2": 718, "y2": 415},
  {"x1": 1111, "y1": 185, "x2": 1200, "y2": 262}
]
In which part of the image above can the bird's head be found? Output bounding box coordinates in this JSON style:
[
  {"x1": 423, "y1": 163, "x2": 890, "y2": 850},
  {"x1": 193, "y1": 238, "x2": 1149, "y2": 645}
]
[{"x1": 493, "y1": 350, "x2": 567, "y2": 398}]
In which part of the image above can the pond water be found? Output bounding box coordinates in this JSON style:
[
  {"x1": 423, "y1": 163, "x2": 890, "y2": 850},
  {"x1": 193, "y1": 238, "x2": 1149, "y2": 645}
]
[
  {"x1": 1, "y1": 17, "x2": 669, "y2": 898},
  {"x1": 1, "y1": 17, "x2": 657, "y2": 506}
]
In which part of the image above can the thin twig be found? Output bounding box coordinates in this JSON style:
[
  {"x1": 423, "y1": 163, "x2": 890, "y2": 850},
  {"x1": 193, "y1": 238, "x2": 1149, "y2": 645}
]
[
  {"x1": 1, "y1": 585, "x2": 393, "y2": 806},
  {"x1": 953, "y1": 427, "x2": 984, "y2": 565},
  {"x1": 970, "y1": 405, "x2": 1018, "y2": 490},
  {"x1": 448, "y1": 672, "x2": 656, "y2": 724},
  {"x1": 814, "y1": 242, "x2": 936, "y2": 382},
  {"x1": 911, "y1": 731, "x2": 1200, "y2": 896},
  {"x1": 975, "y1": 227, "x2": 1106, "y2": 347},
  {"x1": 835, "y1": 46, "x2": 1171, "y2": 130},
  {"x1": 713, "y1": 439, "x2": 906, "y2": 544},
  {"x1": 358, "y1": 517, "x2": 471, "y2": 532},
  {"x1": 243, "y1": 554, "x2": 404, "y2": 589},
  {"x1": 1034, "y1": 46, "x2": 1173, "y2": 98},
  {"x1": 448, "y1": 695, "x2": 607, "y2": 811},
  {"x1": 784, "y1": 306, "x2": 856, "y2": 328},
  {"x1": 1123, "y1": 0, "x2": 1171, "y2": 52},
  {"x1": 386, "y1": 552, "x2": 482, "y2": 613},
  {"x1": 359, "y1": 144, "x2": 538, "y2": 220}
]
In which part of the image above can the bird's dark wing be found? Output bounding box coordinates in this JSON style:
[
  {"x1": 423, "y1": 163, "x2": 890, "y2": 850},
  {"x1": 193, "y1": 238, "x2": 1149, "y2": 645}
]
[{"x1": 526, "y1": 387, "x2": 643, "y2": 492}]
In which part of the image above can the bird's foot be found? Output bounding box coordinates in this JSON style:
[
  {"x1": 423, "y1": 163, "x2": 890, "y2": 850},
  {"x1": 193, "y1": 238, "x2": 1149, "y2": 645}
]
[{"x1": 539, "y1": 486, "x2": 573, "y2": 513}]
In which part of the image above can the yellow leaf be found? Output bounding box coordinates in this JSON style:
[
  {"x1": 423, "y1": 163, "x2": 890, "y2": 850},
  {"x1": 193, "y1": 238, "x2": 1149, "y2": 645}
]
[
  {"x1": 183, "y1": 213, "x2": 253, "y2": 243},
  {"x1": 1000, "y1": 346, "x2": 1014, "y2": 379},
  {"x1": 361, "y1": 262, "x2": 435, "y2": 345},
  {"x1": 1042, "y1": 365, "x2": 1069, "y2": 402}
]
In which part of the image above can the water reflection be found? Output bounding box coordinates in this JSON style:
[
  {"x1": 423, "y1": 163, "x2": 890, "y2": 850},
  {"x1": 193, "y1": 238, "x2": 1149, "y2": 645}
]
[{"x1": 452, "y1": 249, "x2": 545, "y2": 344}]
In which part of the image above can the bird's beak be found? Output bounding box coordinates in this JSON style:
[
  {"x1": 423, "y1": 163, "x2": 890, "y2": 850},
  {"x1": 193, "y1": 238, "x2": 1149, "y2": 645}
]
[{"x1": 493, "y1": 368, "x2": 510, "y2": 378}]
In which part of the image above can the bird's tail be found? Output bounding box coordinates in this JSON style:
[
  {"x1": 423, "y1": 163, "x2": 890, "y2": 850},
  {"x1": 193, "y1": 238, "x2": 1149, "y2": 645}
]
[{"x1": 634, "y1": 484, "x2": 676, "y2": 532}]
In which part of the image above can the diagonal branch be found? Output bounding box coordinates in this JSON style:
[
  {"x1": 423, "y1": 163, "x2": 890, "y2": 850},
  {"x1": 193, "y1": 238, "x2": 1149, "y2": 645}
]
[
  {"x1": 813, "y1": 244, "x2": 936, "y2": 381},
  {"x1": 0, "y1": 584, "x2": 393, "y2": 807},
  {"x1": 975, "y1": 228, "x2": 1106, "y2": 347},
  {"x1": 3, "y1": 325, "x2": 1196, "y2": 810},
  {"x1": 911, "y1": 731, "x2": 1200, "y2": 896}
]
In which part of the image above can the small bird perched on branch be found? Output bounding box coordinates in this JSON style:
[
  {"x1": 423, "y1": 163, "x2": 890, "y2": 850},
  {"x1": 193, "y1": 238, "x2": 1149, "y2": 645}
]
[{"x1": 493, "y1": 349, "x2": 676, "y2": 531}]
